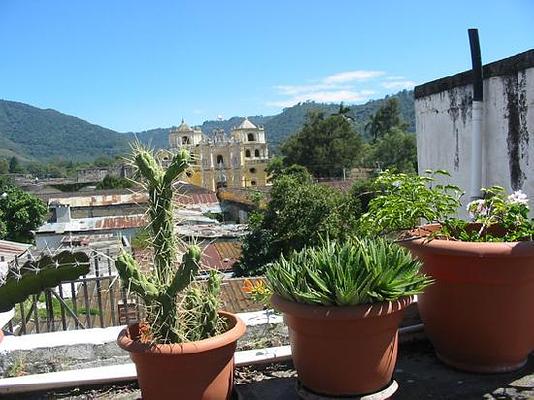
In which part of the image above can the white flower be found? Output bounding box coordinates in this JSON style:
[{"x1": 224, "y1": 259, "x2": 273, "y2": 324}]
[
  {"x1": 467, "y1": 199, "x2": 487, "y2": 218},
  {"x1": 507, "y1": 190, "x2": 529, "y2": 206}
]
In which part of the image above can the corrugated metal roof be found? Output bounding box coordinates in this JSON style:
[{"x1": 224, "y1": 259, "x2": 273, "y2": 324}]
[
  {"x1": 0, "y1": 240, "x2": 32, "y2": 256},
  {"x1": 95, "y1": 215, "x2": 147, "y2": 229},
  {"x1": 177, "y1": 224, "x2": 247, "y2": 239},
  {"x1": 200, "y1": 241, "x2": 242, "y2": 272},
  {"x1": 49, "y1": 192, "x2": 148, "y2": 208},
  {"x1": 36, "y1": 214, "x2": 147, "y2": 234},
  {"x1": 175, "y1": 192, "x2": 219, "y2": 205},
  {"x1": 47, "y1": 190, "x2": 218, "y2": 209},
  {"x1": 214, "y1": 241, "x2": 242, "y2": 261}
]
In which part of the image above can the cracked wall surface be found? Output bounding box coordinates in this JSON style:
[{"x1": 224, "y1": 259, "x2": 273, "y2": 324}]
[{"x1": 415, "y1": 56, "x2": 533, "y2": 214}]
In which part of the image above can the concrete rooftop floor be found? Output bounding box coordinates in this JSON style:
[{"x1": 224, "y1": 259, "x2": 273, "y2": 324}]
[
  {"x1": 236, "y1": 341, "x2": 534, "y2": 400},
  {"x1": 4, "y1": 340, "x2": 533, "y2": 399}
]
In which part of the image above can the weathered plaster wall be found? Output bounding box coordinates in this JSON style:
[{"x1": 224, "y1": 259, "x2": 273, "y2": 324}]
[{"x1": 415, "y1": 50, "x2": 534, "y2": 211}]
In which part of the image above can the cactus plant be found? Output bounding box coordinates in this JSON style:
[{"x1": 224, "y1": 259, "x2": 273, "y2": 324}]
[
  {"x1": 0, "y1": 251, "x2": 90, "y2": 312},
  {"x1": 115, "y1": 145, "x2": 224, "y2": 343}
]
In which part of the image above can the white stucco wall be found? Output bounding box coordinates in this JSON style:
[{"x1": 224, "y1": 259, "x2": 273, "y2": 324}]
[{"x1": 416, "y1": 51, "x2": 534, "y2": 213}]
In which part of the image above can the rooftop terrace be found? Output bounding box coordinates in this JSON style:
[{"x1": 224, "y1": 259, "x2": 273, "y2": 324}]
[{"x1": 2, "y1": 341, "x2": 532, "y2": 399}]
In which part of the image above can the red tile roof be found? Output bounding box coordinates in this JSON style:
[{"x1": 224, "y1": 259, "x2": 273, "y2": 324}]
[
  {"x1": 201, "y1": 241, "x2": 242, "y2": 272},
  {"x1": 95, "y1": 215, "x2": 147, "y2": 230}
]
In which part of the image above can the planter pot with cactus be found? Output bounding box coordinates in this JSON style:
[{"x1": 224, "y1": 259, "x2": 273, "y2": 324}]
[
  {"x1": 361, "y1": 170, "x2": 534, "y2": 373},
  {"x1": 266, "y1": 238, "x2": 431, "y2": 397},
  {"x1": 0, "y1": 250, "x2": 91, "y2": 340},
  {"x1": 115, "y1": 146, "x2": 245, "y2": 400}
]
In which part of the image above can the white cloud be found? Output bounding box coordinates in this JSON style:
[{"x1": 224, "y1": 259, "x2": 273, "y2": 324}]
[
  {"x1": 268, "y1": 69, "x2": 412, "y2": 108},
  {"x1": 323, "y1": 70, "x2": 385, "y2": 84},
  {"x1": 381, "y1": 80, "x2": 416, "y2": 90},
  {"x1": 267, "y1": 90, "x2": 375, "y2": 108},
  {"x1": 384, "y1": 75, "x2": 406, "y2": 81}
]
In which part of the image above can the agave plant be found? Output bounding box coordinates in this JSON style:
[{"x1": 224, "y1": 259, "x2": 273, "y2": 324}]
[
  {"x1": 115, "y1": 145, "x2": 224, "y2": 344},
  {"x1": 0, "y1": 251, "x2": 90, "y2": 312},
  {"x1": 266, "y1": 238, "x2": 432, "y2": 306}
]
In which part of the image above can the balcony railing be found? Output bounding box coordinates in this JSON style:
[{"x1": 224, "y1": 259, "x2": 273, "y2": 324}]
[{"x1": 3, "y1": 252, "x2": 144, "y2": 335}]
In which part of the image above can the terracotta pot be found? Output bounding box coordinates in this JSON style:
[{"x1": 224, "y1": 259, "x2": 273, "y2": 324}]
[
  {"x1": 400, "y1": 228, "x2": 534, "y2": 373},
  {"x1": 271, "y1": 294, "x2": 413, "y2": 396},
  {"x1": 117, "y1": 311, "x2": 246, "y2": 400}
]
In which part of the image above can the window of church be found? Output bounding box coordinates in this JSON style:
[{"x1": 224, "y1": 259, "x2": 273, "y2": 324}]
[
  {"x1": 245, "y1": 149, "x2": 251, "y2": 158},
  {"x1": 216, "y1": 155, "x2": 224, "y2": 165},
  {"x1": 249, "y1": 168, "x2": 256, "y2": 174},
  {"x1": 254, "y1": 149, "x2": 260, "y2": 157},
  {"x1": 250, "y1": 180, "x2": 257, "y2": 186},
  {"x1": 247, "y1": 133, "x2": 255, "y2": 142},
  {"x1": 182, "y1": 136, "x2": 190, "y2": 144}
]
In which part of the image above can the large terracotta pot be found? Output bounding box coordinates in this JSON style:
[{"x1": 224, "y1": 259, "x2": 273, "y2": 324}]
[
  {"x1": 117, "y1": 311, "x2": 246, "y2": 400},
  {"x1": 271, "y1": 294, "x2": 413, "y2": 397},
  {"x1": 400, "y1": 230, "x2": 534, "y2": 373}
]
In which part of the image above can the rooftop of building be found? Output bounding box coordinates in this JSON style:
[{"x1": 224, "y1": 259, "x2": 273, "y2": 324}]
[
  {"x1": 36, "y1": 214, "x2": 147, "y2": 235},
  {"x1": 236, "y1": 117, "x2": 258, "y2": 130},
  {"x1": 2, "y1": 335, "x2": 532, "y2": 399}
]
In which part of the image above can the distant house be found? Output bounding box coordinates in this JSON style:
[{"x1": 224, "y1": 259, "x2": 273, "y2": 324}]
[
  {"x1": 76, "y1": 164, "x2": 134, "y2": 183},
  {"x1": 0, "y1": 239, "x2": 32, "y2": 278},
  {"x1": 35, "y1": 202, "x2": 146, "y2": 250}
]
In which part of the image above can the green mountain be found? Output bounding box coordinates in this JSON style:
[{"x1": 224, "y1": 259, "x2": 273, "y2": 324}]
[
  {"x1": 199, "y1": 90, "x2": 415, "y2": 148},
  {"x1": 0, "y1": 90, "x2": 414, "y2": 162},
  {"x1": 0, "y1": 100, "x2": 130, "y2": 161}
]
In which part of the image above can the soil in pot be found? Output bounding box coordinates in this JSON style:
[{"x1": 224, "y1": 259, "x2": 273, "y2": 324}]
[
  {"x1": 271, "y1": 294, "x2": 413, "y2": 397},
  {"x1": 401, "y1": 228, "x2": 534, "y2": 373},
  {"x1": 117, "y1": 311, "x2": 246, "y2": 400}
]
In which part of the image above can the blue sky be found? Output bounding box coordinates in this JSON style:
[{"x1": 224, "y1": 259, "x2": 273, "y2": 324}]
[{"x1": 1, "y1": 1, "x2": 532, "y2": 132}]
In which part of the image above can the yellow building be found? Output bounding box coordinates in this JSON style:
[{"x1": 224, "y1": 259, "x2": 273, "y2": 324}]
[{"x1": 158, "y1": 118, "x2": 269, "y2": 191}]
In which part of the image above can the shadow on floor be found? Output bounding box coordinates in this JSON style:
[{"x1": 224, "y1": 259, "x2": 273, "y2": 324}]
[{"x1": 236, "y1": 341, "x2": 534, "y2": 400}]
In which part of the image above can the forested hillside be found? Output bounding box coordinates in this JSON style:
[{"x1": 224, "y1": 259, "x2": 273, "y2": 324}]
[
  {"x1": 0, "y1": 100, "x2": 130, "y2": 161},
  {"x1": 0, "y1": 90, "x2": 414, "y2": 162}
]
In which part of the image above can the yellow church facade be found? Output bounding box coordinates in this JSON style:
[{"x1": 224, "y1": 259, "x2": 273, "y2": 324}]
[{"x1": 158, "y1": 118, "x2": 269, "y2": 191}]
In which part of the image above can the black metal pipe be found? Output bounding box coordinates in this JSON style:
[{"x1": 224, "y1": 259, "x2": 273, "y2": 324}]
[{"x1": 468, "y1": 28, "x2": 483, "y2": 101}]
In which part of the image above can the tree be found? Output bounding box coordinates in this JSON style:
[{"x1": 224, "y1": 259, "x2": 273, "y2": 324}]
[
  {"x1": 281, "y1": 111, "x2": 364, "y2": 178},
  {"x1": 96, "y1": 175, "x2": 133, "y2": 190},
  {"x1": 368, "y1": 128, "x2": 417, "y2": 173},
  {"x1": 0, "y1": 159, "x2": 8, "y2": 174},
  {"x1": 0, "y1": 177, "x2": 47, "y2": 243},
  {"x1": 265, "y1": 156, "x2": 284, "y2": 180},
  {"x1": 8, "y1": 157, "x2": 24, "y2": 174},
  {"x1": 235, "y1": 174, "x2": 359, "y2": 276},
  {"x1": 365, "y1": 98, "x2": 408, "y2": 142}
]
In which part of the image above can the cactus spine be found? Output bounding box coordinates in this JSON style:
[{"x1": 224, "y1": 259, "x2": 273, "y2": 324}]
[
  {"x1": 0, "y1": 251, "x2": 91, "y2": 313},
  {"x1": 115, "y1": 146, "x2": 222, "y2": 343}
]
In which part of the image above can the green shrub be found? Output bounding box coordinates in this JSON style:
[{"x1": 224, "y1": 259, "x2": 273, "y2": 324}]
[
  {"x1": 266, "y1": 238, "x2": 432, "y2": 306},
  {"x1": 236, "y1": 174, "x2": 359, "y2": 276},
  {"x1": 358, "y1": 169, "x2": 462, "y2": 237}
]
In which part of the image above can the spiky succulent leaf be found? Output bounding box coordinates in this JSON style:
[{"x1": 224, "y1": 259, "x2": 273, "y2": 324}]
[
  {"x1": 266, "y1": 238, "x2": 432, "y2": 306},
  {"x1": 0, "y1": 251, "x2": 90, "y2": 312}
]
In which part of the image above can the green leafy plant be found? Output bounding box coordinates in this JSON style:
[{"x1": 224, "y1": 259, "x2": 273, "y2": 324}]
[
  {"x1": 0, "y1": 251, "x2": 91, "y2": 312},
  {"x1": 441, "y1": 186, "x2": 534, "y2": 242},
  {"x1": 235, "y1": 173, "x2": 360, "y2": 276},
  {"x1": 115, "y1": 145, "x2": 225, "y2": 344},
  {"x1": 0, "y1": 176, "x2": 48, "y2": 243},
  {"x1": 266, "y1": 238, "x2": 432, "y2": 306},
  {"x1": 359, "y1": 170, "x2": 534, "y2": 242},
  {"x1": 358, "y1": 169, "x2": 463, "y2": 237}
]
